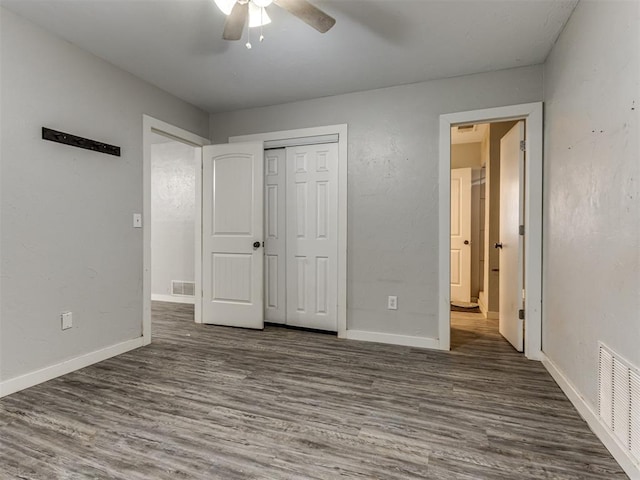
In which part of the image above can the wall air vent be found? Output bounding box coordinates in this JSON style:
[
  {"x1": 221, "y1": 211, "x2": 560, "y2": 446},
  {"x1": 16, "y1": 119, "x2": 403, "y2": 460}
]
[
  {"x1": 598, "y1": 343, "x2": 640, "y2": 465},
  {"x1": 171, "y1": 280, "x2": 195, "y2": 297},
  {"x1": 457, "y1": 125, "x2": 476, "y2": 133}
]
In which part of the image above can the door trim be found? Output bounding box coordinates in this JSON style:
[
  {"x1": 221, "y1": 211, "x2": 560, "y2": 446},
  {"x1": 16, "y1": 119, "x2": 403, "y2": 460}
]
[
  {"x1": 438, "y1": 103, "x2": 543, "y2": 360},
  {"x1": 142, "y1": 115, "x2": 209, "y2": 345},
  {"x1": 230, "y1": 124, "x2": 348, "y2": 337}
]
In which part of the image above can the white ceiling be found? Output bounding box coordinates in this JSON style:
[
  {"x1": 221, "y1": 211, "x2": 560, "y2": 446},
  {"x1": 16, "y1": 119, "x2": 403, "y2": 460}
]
[{"x1": 1, "y1": 0, "x2": 577, "y2": 113}]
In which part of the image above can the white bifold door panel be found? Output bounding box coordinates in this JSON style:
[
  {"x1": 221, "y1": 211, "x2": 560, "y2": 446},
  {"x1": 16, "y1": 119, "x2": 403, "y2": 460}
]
[
  {"x1": 202, "y1": 142, "x2": 264, "y2": 329},
  {"x1": 286, "y1": 143, "x2": 339, "y2": 331},
  {"x1": 450, "y1": 167, "x2": 472, "y2": 303},
  {"x1": 498, "y1": 122, "x2": 525, "y2": 351},
  {"x1": 264, "y1": 149, "x2": 286, "y2": 324}
]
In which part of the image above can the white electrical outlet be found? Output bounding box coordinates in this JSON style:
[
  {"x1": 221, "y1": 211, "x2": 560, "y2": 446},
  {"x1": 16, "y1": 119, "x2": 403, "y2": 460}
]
[
  {"x1": 388, "y1": 295, "x2": 398, "y2": 310},
  {"x1": 61, "y1": 312, "x2": 73, "y2": 330},
  {"x1": 133, "y1": 213, "x2": 142, "y2": 228}
]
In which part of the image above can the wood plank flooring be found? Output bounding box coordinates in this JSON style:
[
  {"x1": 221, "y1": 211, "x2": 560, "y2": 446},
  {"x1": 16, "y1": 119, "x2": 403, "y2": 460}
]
[{"x1": 0, "y1": 303, "x2": 627, "y2": 479}]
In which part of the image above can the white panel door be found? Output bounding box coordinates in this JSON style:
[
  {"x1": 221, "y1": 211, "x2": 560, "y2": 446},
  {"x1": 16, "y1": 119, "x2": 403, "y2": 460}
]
[
  {"x1": 202, "y1": 142, "x2": 264, "y2": 329},
  {"x1": 450, "y1": 168, "x2": 472, "y2": 303},
  {"x1": 264, "y1": 149, "x2": 286, "y2": 324},
  {"x1": 286, "y1": 143, "x2": 338, "y2": 331},
  {"x1": 498, "y1": 122, "x2": 525, "y2": 351}
]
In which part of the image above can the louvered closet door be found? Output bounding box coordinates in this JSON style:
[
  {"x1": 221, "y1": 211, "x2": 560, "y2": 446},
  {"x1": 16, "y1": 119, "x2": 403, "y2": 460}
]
[{"x1": 286, "y1": 143, "x2": 338, "y2": 331}]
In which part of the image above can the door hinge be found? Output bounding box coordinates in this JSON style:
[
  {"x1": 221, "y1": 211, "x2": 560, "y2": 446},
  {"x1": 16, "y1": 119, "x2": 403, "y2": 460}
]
[
  {"x1": 520, "y1": 140, "x2": 526, "y2": 152},
  {"x1": 518, "y1": 309, "x2": 525, "y2": 320},
  {"x1": 519, "y1": 224, "x2": 525, "y2": 236}
]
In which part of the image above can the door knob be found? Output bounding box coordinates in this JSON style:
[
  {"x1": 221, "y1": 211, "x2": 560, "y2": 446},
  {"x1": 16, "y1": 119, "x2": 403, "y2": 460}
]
[
  {"x1": 494, "y1": 242, "x2": 503, "y2": 249},
  {"x1": 253, "y1": 241, "x2": 261, "y2": 250},
  {"x1": 464, "y1": 240, "x2": 470, "y2": 245}
]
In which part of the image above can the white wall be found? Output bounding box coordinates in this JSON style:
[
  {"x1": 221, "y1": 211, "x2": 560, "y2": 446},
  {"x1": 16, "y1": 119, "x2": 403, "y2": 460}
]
[
  {"x1": 0, "y1": 8, "x2": 209, "y2": 382},
  {"x1": 151, "y1": 140, "x2": 196, "y2": 300},
  {"x1": 210, "y1": 65, "x2": 543, "y2": 339},
  {"x1": 543, "y1": 0, "x2": 639, "y2": 409}
]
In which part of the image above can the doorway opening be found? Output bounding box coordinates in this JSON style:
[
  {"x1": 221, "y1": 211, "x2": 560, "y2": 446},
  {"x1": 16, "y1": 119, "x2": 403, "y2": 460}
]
[
  {"x1": 438, "y1": 102, "x2": 543, "y2": 360},
  {"x1": 449, "y1": 120, "x2": 524, "y2": 352},
  {"x1": 142, "y1": 115, "x2": 210, "y2": 345},
  {"x1": 150, "y1": 132, "x2": 198, "y2": 306}
]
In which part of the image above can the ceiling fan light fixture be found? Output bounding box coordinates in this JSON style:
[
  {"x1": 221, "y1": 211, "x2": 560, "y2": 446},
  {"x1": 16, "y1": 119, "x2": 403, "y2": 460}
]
[
  {"x1": 248, "y1": 2, "x2": 271, "y2": 27},
  {"x1": 216, "y1": 0, "x2": 271, "y2": 27},
  {"x1": 221, "y1": 0, "x2": 335, "y2": 42},
  {"x1": 213, "y1": 0, "x2": 236, "y2": 16}
]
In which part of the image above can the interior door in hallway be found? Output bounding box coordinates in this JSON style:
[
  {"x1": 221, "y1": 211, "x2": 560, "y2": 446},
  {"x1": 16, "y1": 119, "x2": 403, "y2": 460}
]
[
  {"x1": 498, "y1": 121, "x2": 525, "y2": 351},
  {"x1": 202, "y1": 142, "x2": 264, "y2": 329},
  {"x1": 450, "y1": 167, "x2": 472, "y2": 303},
  {"x1": 286, "y1": 143, "x2": 339, "y2": 331}
]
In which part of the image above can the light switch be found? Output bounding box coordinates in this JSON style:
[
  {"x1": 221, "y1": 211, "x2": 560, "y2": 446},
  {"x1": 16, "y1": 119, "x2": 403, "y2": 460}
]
[{"x1": 133, "y1": 213, "x2": 142, "y2": 228}]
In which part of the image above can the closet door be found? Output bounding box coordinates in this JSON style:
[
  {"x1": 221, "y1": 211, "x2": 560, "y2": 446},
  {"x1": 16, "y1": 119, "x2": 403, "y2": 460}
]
[
  {"x1": 264, "y1": 149, "x2": 286, "y2": 324},
  {"x1": 286, "y1": 143, "x2": 338, "y2": 331}
]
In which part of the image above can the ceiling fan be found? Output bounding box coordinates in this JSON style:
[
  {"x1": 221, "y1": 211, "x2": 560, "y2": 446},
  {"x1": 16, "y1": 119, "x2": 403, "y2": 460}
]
[{"x1": 218, "y1": 0, "x2": 336, "y2": 41}]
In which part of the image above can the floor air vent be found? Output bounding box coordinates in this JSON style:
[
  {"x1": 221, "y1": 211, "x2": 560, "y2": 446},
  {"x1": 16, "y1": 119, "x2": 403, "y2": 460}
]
[
  {"x1": 171, "y1": 280, "x2": 195, "y2": 297},
  {"x1": 598, "y1": 343, "x2": 640, "y2": 464}
]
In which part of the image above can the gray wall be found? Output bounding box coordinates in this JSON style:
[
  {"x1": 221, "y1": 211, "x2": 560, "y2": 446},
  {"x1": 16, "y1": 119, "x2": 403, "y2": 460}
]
[
  {"x1": 0, "y1": 8, "x2": 209, "y2": 380},
  {"x1": 211, "y1": 65, "x2": 543, "y2": 338},
  {"x1": 151, "y1": 141, "x2": 197, "y2": 300},
  {"x1": 543, "y1": 0, "x2": 640, "y2": 407}
]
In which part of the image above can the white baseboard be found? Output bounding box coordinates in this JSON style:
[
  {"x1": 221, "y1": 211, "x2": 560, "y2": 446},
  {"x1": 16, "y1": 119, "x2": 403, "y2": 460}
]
[
  {"x1": 151, "y1": 294, "x2": 195, "y2": 305},
  {"x1": 541, "y1": 354, "x2": 640, "y2": 479},
  {"x1": 344, "y1": 330, "x2": 441, "y2": 350},
  {"x1": 0, "y1": 337, "x2": 145, "y2": 398}
]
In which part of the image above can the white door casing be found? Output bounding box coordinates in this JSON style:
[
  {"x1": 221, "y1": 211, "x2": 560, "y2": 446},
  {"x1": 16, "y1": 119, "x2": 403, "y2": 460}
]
[
  {"x1": 202, "y1": 142, "x2": 264, "y2": 329},
  {"x1": 439, "y1": 103, "x2": 542, "y2": 358},
  {"x1": 264, "y1": 149, "x2": 286, "y2": 324},
  {"x1": 498, "y1": 122, "x2": 525, "y2": 351},
  {"x1": 450, "y1": 168, "x2": 472, "y2": 303},
  {"x1": 286, "y1": 143, "x2": 339, "y2": 331},
  {"x1": 142, "y1": 115, "x2": 209, "y2": 344}
]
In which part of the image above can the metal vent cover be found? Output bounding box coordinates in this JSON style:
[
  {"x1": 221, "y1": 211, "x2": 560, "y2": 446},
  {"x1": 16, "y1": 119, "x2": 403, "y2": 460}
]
[
  {"x1": 631, "y1": 370, "x2": 640, "y2": 461},
  {"x1": 598, "y1": 343, "x2": 640, "y2": 464},
  {"x1": 171, "y1": 280, "x2": 195, "y2": 297}
]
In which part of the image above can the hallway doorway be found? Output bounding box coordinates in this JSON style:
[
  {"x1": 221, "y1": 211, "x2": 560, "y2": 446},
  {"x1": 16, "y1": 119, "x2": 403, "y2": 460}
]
[
  {"x1": 438, "y1": 102, "x2": 543, "y2": 359},
  {"x1": 448, "y1": 120, "x2": 526, "y2": 353}
]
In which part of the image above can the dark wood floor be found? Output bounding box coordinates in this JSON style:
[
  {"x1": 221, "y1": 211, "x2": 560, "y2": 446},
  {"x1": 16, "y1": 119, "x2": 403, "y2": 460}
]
[{"x1": 0, "y1": 303, "x2": 626, "y2": 479}]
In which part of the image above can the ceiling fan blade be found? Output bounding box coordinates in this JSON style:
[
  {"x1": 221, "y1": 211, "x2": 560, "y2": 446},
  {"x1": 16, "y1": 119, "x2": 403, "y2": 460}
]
[
  {"x1": 274, "y1": 0, "x2": 336, "y2": 33},
  {"x1": 223, "y1": 2, "x2": 248, "y2": 40}
]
